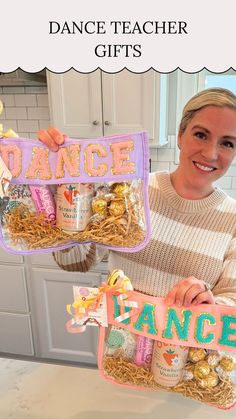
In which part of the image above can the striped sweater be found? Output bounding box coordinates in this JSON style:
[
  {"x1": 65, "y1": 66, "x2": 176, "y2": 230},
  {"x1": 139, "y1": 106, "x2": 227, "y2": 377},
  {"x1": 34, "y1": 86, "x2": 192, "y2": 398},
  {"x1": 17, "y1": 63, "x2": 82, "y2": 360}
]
[{"x1": 53, "y1": 172, "x2": 236, "y2": 305}]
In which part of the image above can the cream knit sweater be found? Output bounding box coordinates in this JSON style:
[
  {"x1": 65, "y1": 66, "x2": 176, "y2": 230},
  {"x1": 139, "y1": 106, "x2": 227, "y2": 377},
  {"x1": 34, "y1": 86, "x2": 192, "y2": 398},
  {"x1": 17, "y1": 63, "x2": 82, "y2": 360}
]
[{"x1": 53, "y1": 172, "x2": 236, "y2": 306}]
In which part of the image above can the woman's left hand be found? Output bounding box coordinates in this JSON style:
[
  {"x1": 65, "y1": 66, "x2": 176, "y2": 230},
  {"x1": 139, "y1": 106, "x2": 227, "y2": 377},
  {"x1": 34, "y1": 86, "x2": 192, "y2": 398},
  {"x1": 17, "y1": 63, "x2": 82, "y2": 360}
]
[
  {"x1": 165, "y1": 276, "x2": 215, "y2": 307},
  {"x1": 37, "y1": 128, "x2": 67, "y2": 151}
]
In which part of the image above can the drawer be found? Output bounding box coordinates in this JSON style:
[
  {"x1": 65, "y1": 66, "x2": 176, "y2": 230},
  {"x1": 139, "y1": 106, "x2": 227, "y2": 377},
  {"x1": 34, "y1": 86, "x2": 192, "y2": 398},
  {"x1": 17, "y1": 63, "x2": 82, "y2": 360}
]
[
  {"x1": 0, "y1": 312, "x2": 34, "y2": 356},
  {"x1": 0, "y1": 247, "x2": 23, "y2": 264},
  {"x1": 31, "y1": 267, "x2": 103, "y2": 286},
  {"x1": 27, "y1": 252, "x2": 59, "y2": 268},
  {"x1": 28, "y1": 249, "x2": 108, "y2": 273},
  {"x1": 0, "y1": 265, "x2": 28, "y2": 312}
]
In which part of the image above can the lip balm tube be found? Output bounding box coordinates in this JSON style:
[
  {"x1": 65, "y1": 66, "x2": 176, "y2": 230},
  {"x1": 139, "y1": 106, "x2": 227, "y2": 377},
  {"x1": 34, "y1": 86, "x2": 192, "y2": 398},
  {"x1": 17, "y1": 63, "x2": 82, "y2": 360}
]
[{"x1": 29, "y1": 185, "x2": 56, "y2": 223}]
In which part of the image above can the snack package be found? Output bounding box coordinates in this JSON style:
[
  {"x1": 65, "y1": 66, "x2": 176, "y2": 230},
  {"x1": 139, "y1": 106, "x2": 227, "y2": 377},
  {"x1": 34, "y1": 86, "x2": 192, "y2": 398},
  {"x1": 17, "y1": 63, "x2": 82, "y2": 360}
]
[
  {"x1": 66, "y1": 270, "x2": 236, "y2": 410},
  {"x1": 0, "y1": 132, "x2": 150, "y2": 254}
]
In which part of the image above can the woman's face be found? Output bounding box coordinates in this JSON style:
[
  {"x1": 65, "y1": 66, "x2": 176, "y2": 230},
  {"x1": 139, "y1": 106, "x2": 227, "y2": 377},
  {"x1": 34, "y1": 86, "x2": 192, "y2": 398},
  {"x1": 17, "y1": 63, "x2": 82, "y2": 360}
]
[{"x1": 178, "y1": 105, "x2": 236, "y2": 196}]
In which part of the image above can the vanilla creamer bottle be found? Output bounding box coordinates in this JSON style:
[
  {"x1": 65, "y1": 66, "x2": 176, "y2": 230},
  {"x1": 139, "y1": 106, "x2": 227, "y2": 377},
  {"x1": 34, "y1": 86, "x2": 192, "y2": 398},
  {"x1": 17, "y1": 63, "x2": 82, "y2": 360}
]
[
  {"x1": 56, "y1": 183, "x2": 94, "y2": 232},
  {"x1": 151, "y1": 341, "x2": 189, "y2": 387}
]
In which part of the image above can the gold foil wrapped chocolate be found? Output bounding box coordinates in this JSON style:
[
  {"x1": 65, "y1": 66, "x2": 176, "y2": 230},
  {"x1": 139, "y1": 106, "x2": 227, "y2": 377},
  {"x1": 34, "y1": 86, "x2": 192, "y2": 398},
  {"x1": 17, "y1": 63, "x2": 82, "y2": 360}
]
[
  {"x1": 194, "y1": 360, "x2": 211, "y2": 379},
  {"x1": 108, "y1": 200, "x2": 126, "y2": 217},
  {"x1": 188, "y1": 347, "x2": 207, "y2": 363},
  {"x1": 112, "y1": 182, "x2": 130, "y2": 197},
  {"x1": 198, "y1": 371, "x2": 219, "y2": 389},
  {"x1": 96, "y1": 185, "x2": 110, "y2": 197},
  {"x1": 219, "y1": 356, "x2": 236, "y2": 372},
  {"x1": 183, "y1": 370, "x2": 194, "y2": 381},
  {"x1": 92, "y1": 198, "x2": 108, "y2": 216},
  {"x1": 206, "y1": 353, "x2": 220, "y2": 368}
]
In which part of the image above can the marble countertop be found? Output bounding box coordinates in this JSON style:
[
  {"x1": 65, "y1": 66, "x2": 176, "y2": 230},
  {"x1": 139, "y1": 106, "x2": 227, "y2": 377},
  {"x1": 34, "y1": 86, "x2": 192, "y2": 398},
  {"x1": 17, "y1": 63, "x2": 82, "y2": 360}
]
[{"x1": 0, "y1": 357, "x2": 235, "y2": 419}]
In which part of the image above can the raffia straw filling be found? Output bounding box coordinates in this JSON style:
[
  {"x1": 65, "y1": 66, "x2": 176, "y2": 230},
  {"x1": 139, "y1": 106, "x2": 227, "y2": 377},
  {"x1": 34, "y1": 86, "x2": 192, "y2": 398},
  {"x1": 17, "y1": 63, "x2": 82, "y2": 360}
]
[
  {"x1": 103, "y1": 356, "x2": 236, "y2": 408},
  {"x1": 4, "y1": 204, "x2": 145, "y2": 249}
]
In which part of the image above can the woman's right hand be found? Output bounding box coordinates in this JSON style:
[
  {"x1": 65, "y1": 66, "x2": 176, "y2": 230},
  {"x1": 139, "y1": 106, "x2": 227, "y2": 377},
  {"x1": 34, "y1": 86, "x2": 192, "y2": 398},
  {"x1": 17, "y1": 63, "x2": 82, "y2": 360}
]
[{"x1": 37, "y1": 127, "x2": 67, "y2": 152}]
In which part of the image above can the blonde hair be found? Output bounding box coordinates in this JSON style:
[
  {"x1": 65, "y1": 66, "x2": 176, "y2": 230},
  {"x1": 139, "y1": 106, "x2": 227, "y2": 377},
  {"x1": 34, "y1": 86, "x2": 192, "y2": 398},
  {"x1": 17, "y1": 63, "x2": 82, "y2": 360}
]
[{"x1": 179, "y1": 88, "x2": 236, "y2": 135}]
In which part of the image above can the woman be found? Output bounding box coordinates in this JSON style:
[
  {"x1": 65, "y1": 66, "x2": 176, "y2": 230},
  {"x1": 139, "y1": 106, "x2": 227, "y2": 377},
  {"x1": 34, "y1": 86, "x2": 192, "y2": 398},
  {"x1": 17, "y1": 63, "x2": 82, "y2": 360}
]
[{"x1": 38, "y1": 88, "x2": 236, "y2": 307}]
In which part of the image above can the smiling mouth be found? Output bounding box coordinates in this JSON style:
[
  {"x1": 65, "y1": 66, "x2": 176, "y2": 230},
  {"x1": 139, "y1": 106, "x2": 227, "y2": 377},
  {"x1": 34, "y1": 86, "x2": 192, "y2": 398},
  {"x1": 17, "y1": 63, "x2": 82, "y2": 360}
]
[{"x1": 193, "y1": 162, "x2": 217, "y2": 172}]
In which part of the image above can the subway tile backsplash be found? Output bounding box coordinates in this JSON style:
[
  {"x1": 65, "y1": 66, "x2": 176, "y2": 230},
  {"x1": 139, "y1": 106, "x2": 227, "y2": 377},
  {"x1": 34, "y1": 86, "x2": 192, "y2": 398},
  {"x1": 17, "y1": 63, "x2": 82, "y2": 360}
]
[
  {"x1": 1, "y1": 88, "x2": 236, "y2": 199},
  {"x1": 0, "y1": 86, "x2": 50, "y2": 139}
]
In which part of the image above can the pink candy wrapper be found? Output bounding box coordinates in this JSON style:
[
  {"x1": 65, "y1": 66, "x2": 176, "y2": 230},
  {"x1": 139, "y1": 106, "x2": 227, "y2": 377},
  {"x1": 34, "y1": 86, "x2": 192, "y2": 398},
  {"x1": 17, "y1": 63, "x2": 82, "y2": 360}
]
[
  {"x1": 134, "y1": 335, "x2": 154, "y2": 366},
  {"x1": 29, "y1": 185, "x2": 56, "y2": 223}
]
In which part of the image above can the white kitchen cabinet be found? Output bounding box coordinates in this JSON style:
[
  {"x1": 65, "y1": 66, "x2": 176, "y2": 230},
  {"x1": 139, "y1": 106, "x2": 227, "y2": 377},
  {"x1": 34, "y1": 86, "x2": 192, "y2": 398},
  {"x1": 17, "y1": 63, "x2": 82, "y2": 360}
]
[
  {"x1": 47, "y1": 69, "x2": 168, "y2": 146},
  {"x1": 47, "y1": 70, "x2": 103, "y2": 138},
  {"x1": 0, "y1": 250, "x2": 34, "y2": 356},
  {"x1": 0, "y1": 245, "x2": 108, "y2": 364},
  {"x1": 0, "y1": 265, "x2": 28, "y2": 312},
  {"x1": 0, "y1": 313, "x2": 34, "y2": 355},
  {"x1": 0, "y1": 246, "x2": 23, "y2": 264},
  {"x1": 29, "y1": 267, "x2": 105, "y2": 364}
]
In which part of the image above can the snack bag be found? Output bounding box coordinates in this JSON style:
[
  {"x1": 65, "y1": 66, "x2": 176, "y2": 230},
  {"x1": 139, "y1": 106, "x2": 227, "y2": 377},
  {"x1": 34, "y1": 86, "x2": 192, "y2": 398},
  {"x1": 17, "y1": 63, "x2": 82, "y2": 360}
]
[
  {"x1": 67, "y1": 270, "x2": 236, "y2": 410},
  {"x1": 0, "y1": 132, "x2": 150, "y2": 254}
]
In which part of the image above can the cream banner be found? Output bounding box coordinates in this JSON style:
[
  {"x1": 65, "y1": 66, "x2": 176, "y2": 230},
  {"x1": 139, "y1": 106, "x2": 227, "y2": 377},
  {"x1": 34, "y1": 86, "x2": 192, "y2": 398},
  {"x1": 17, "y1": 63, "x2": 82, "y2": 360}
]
[{"x1": 0, "y1": 0, "x2": 234, "y2": 72}]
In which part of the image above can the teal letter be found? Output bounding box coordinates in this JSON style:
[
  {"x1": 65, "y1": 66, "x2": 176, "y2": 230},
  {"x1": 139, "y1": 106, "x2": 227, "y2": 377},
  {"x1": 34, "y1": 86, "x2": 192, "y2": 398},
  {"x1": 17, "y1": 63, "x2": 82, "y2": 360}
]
[
  {"x1": 134, "y1": 303, "x2": 157, "y2": 335},
  {"x1": 163, "y1": 308, "x2": 192, "y2": 340},
  {"x1": 195, "y1": 313, "x2": 216, "y2": 344},
  {"x1": 218, "y1": 315, "x2": 236, "y2": 348},
  {"x1": 113, "y1": 295, "x2": 131, "y2": 325}
]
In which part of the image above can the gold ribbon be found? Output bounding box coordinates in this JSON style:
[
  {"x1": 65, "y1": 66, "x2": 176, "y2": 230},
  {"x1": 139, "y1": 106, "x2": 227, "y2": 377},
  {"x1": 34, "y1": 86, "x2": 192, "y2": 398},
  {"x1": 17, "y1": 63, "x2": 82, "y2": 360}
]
[
  {"x1": 0, "y1": 127, "x2": 19, "y2": 138},
  {"x1": 0, "y1": 100, "x2": 19, "y2": 138},
  {"x1": 66, "y1": 270, "x2": 139, "y2": 333}
]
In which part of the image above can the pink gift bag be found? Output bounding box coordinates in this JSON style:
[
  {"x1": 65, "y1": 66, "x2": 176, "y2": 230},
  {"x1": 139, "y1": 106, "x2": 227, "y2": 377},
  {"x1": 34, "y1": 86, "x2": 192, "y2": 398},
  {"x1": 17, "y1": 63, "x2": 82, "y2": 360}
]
[
  {"x1": 97, "y1": 289, "x2": 236, "y2": 410},
  {"x1": 66, "y1": 276, "x2": 236, "y2": 410}
]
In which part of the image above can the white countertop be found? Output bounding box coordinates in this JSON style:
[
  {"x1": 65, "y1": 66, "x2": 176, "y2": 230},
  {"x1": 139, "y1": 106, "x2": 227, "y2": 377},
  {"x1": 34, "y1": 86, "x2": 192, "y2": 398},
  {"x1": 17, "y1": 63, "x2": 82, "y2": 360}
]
[{"x1": 0, "y1": 357, "x2": 235, "y2": 419}]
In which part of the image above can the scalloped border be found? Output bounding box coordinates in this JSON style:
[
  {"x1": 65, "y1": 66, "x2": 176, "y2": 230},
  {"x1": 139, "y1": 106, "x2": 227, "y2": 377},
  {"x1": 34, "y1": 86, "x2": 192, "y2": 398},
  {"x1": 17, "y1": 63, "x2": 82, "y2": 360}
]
[{"x1": 1, "y1": 66, "x2": 236, "y2": 75}]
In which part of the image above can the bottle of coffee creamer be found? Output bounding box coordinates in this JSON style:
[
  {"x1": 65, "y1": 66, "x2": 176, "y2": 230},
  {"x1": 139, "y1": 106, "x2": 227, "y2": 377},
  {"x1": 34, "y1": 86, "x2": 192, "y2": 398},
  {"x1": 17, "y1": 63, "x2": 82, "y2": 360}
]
[
  {"x1": 151, "y1": 341, "x2": 189, "y2": 387},
  {"x1": 56, "y1": 183, "x2": 94, "y2": 232}
]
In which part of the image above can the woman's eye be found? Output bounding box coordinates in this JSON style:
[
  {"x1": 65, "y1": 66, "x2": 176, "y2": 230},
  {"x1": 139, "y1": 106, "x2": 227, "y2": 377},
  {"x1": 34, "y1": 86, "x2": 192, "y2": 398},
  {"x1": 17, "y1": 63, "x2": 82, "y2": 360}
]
[
  {"x1": 194, "y1": 131, "x2": 206, "y2": 140},
  {"x1": 222, "y1": 140, "x2": 234, "y2": 149}
]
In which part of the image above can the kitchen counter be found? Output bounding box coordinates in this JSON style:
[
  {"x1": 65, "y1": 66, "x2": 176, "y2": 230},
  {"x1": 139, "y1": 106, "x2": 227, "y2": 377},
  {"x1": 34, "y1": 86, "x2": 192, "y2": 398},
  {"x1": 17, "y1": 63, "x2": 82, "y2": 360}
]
[{"x1": 0, "y1": 357, "x2": 235, "y2": 419}]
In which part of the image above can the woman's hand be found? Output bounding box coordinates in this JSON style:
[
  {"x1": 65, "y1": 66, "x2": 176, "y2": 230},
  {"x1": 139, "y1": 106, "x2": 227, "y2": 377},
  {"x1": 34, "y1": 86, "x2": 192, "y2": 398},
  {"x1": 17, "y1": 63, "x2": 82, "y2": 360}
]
[
  {"x1": 37, "y1": 127, "x2": 67, "y2": 151},
  {"x1": 165, "y1": 276, "x2": 215, "y2": 307}
]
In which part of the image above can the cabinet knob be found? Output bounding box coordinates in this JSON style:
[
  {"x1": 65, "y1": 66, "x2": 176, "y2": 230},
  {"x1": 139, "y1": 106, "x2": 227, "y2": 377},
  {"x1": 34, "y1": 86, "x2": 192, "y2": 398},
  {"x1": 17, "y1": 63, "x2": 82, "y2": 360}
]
[
  {"x1": 104, "y1": 120, "x2": 111, "y2": 126},
  {"x1": 93, "y1": 120, "x2": 99, "y2": 125}
]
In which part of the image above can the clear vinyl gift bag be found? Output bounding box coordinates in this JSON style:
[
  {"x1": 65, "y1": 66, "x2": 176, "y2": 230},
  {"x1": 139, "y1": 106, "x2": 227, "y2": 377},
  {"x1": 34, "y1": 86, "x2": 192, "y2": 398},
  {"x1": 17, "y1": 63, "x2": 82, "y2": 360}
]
[
  {"x1": 0, "y1": 132, "x2": 150, "y2": 254},
  {"x1": 66, "y1": 270, "x2": 236, "y2": 410},
  {"x1": 96, "y1": 273, "x2": 236, "y2": 410}
]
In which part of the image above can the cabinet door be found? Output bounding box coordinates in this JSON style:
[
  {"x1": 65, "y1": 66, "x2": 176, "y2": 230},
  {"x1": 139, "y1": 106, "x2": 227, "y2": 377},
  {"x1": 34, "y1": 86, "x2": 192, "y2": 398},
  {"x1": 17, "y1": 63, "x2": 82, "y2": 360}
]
[
  {"x1": 0, "y1": 264, "x2": 34, "y2": 356},
  {"x1": 30, "y1": 268, "x2": 104, "y2": 364},
  {"x1": 102, "y1": 70, "x2": 152, "y2": 135},
  {"x1": 47, "y1": 69, "x2": 168, "y2": 145},
  {"x1": 0, "y1": 313, "x2": 34, "y2": 355},
  {"x1": 102, "y1": 70, "x2": 168, "y2": 145},
  {"x1": 0, "y1": 247, "x2": 23, "y2": 264},
  {"x1": 47, "y1": 69, "x2": 103, "y2": 138},
  {"x1": 0, "y1": 265, "x2": 28, "y2": 312}
]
